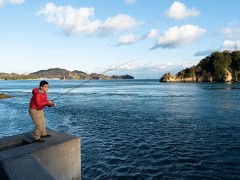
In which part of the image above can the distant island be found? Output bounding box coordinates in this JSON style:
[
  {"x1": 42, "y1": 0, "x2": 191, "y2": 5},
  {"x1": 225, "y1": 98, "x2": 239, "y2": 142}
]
[
  {"x1": 0, "y1": 68, "x2": 134, "y2": 80},
  {"x1": 160, "y1": 50, "x2": 240, "y2": 82}
]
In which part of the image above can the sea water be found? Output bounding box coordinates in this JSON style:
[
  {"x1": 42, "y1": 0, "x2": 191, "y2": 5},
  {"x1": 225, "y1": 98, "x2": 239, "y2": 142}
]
[{"x1": 0, "y1": 80, "x2": 240, "y2": 179}]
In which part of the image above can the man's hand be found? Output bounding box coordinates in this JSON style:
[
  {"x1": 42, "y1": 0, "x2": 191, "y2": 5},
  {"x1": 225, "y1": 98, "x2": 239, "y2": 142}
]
[
  {"x1": 48, "y1": 100, "x2": 53, "y2": 105},
  {"x1": 47, "y1": 100, "x2": 55, "y2": 107}
]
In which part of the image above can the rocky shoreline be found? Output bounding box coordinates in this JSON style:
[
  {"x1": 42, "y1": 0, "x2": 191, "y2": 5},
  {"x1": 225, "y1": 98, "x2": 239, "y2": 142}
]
[
  {"x1": 0, "y1": 93, "x2": 13, "y2": 99},
  {"x1": 160, "y1": 51, "x2": 240, "y2": 83},
  {"x1": 160, "y1": 69, "x2": 237, "y2": 82}
]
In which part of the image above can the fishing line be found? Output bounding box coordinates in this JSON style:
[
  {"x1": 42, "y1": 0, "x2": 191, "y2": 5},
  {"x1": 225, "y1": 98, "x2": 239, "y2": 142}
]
[{"x1": 52, "y1": 58, "x2": 142, "y2": 101}]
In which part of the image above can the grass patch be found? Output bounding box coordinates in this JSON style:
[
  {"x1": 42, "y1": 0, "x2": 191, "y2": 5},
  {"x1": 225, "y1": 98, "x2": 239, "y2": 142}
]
[{"x1": 0, "y1": 93, "x2": 13, "y2": 99}]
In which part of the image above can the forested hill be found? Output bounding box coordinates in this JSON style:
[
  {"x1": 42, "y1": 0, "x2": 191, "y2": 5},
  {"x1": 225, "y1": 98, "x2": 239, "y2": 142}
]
[
  {"x1": 160, "y1": 51, "x2": 240, "y2": 82},
  {"x1": 0, "y1": 68, "x2": 134, "y2": 80},
  {"x1": 30, "y1": 68, "x2": 90, "y2": 80}
]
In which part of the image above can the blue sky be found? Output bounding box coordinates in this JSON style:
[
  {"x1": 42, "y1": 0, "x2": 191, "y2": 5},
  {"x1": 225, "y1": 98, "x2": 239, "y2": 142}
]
[{"x1": 0, "y1": 0, "x2": 240, "y2": 78}]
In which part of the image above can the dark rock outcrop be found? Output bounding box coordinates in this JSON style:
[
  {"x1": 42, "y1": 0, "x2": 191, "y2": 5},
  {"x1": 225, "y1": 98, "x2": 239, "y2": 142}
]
[{"x1": 0, "y1": 93, "x2": 13, "y2": 99}]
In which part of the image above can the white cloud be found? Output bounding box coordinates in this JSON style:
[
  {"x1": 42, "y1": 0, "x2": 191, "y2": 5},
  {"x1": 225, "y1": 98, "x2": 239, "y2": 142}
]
[
  {"x1": 117, "y1": 33, "x2": 141, "y2": 45},
  {"x1": 101, "y1": 14, "x2": 141, "y2": 36},
  {"x1": 38, "y1": 3, "x2": 141, "y2": 36},
  {"x1": 101, "y1": 61, "x2": 198, "y2": 79},
  {"x1": 0, "y1": 0, "x2": 4, "y2": 7},
  {"x1": 8, "y1": 0, "x2": 24, "y2": 4},
  {"x1": 219, "y1": 22, "x2": 240, "y2": 51},
  {"x1": 151, "y1": 25, "x2": 206, "y2": 49},
  {"x1": 116, "y1": 29, "x2": 158, "y2": 46},
  {"x1": 37, "y1": 3, "x2": 101, "y2": 35},
  {"x1": 221, "y1": 40, "x2": 240, "y2": 51},
  {"x1": 146, "y1": 29, "x2": 159, "y2": 38},
  {"x1": 124, "y1": 0, "x2": 137, "y2": 4},
  {"x1": 222, "y1": 23, "x2": 240, "y2": 39},
  {"x1": 108, "y1": 61, "x2": 198, "y2": 73},
  {"x1": 116, "y1": 62, "x2": 182, "y2": 71},
  {"x1": 165, "y1": 1, "x2": 200, "y2": 21},
  {"x1": 0, "y1": 0, "x2": 25, "y2": 7}
]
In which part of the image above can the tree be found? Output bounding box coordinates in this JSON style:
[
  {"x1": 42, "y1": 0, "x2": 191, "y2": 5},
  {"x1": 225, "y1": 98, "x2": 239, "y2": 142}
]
[
  {"x1": 210, "y1": 52, "x2": 230, "y2": 81},
  {"x1": 232, "y1": 51, "x2": 240, "y2": 71}
]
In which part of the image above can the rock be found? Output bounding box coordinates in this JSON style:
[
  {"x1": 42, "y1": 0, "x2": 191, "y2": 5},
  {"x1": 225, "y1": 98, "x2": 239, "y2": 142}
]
[
  {"x1": 0, "y1": 93, "x2": 12, "y2": 99},
  {"x1": 224, "y1": 69, "x2": 232, "y2": 82}
]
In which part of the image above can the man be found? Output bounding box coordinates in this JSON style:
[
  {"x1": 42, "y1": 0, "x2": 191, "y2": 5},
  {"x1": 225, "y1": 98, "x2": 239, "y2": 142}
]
[{"x1": 29, "y1": 80, "x2": 54, "y2": 143}]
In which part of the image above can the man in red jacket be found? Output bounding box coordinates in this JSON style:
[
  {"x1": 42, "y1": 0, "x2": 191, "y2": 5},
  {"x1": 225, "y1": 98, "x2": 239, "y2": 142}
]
[{"x1": 29, "y1": 80, "x2": 54, "y2": 143}]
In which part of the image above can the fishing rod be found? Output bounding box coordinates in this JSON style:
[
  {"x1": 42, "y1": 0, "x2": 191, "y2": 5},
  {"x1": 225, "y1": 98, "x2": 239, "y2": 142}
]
[{"x1": 52, "y1": 58, "x2": 141, "y2": 101}]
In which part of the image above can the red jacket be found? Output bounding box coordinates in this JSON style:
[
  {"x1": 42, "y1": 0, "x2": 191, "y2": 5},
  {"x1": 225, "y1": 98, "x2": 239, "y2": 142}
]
[{"x1": 30, "y1": 88, "x2": 50, "y2": 110}]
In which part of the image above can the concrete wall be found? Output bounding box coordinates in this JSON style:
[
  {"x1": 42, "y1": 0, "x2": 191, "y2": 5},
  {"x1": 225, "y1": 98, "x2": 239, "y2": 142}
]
[
  {"x1": 0, "y1": 129, "x2": 81, "y2": 180},
  {"x1": 32, "y1": 138, "x2": 81, "y2": 179},
  {"x1": 1, "y1": 154, "x2": 55, "y2": 180}
]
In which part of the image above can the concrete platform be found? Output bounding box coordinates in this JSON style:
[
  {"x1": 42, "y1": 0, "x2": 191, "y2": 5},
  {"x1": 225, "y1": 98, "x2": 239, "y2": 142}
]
[{"x1": 0, "y1": 129, "x2": 81, "y2": 180}]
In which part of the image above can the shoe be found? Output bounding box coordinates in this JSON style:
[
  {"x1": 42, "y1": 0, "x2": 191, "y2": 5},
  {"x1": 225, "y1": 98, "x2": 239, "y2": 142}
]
[
  {"x1": 41, "y1": 134, "x2": 51, "y2": 138},
  {"x1": 33, "y1": 138, "x2": 45, "y2": 143}
]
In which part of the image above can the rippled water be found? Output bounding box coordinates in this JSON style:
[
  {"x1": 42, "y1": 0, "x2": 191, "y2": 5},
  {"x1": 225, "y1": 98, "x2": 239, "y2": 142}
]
[{"x1": 0, "y1": 80, "x2": 240, "y2": 179}]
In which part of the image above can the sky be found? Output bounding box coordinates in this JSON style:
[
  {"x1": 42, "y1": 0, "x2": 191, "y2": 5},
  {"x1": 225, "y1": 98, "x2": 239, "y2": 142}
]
[{"x1": 0, "y1": 0, "x2": 240, "y2": 79}]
